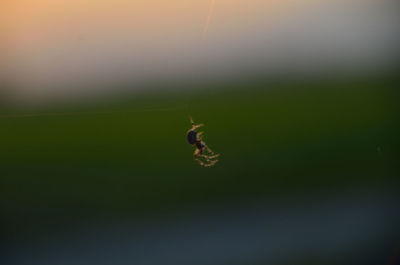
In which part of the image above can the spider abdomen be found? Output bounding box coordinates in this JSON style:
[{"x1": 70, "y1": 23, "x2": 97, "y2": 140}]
[{"x1": 187, "y1": 130, "x2": 197, "y2": 145}]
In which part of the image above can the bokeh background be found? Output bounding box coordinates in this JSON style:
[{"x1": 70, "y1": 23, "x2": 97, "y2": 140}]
[{"x1": 1, "y1": 1, "x2": 400, "y2": 264}]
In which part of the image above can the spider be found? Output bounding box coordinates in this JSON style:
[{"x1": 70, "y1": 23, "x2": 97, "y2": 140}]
[{"x1": 187, "y1": 117, "x2": 219, "y2": 167}]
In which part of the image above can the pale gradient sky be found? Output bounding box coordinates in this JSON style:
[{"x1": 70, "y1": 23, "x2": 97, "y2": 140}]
[{"x1": 1, "y1": 0, "x2": 399, "y2": 102}]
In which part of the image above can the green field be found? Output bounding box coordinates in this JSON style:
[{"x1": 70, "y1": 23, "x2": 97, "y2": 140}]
[{"x1": 1, "y1": 80, "x2": 399, "y2": 221}]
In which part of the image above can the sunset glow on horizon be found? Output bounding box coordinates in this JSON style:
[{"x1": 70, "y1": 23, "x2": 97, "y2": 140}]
[
  {"x1": 1, "y1": 0, "x2": 398, "y2": 102},
  {"x1": 2, "y1": 0, "x2": 314, "y2": 44}
]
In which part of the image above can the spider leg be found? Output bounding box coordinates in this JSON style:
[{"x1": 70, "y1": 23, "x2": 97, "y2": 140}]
[
  {"x1": 194, "y1": 157, "x2": 206, "y2": 167},
  {"x1": 203, "y1": 159, "x2": 219, "y2": 167},
  {"x1": 193, "y1": 149, "x2": 208, "y2": 166},
  {"x1": 194, "y1": 148, "x2": 219, "y2": 167},
  {"x1": 196, "y1": 157, "x2": 219, "y2": 167},
  {"x1": 202, "y1": 143, "x2": 214, "y2": 154},
  {"x1": 203, "y1": 144, "x2": 220, "y2": 159},
  {"x1": 199, "y1": 153, "x2": 213, "y2": 163},
  {"x1": 208, "y1": 154, "x2": 220, "y2": 159},
  {"x1": 200, "y1": 152, "x2": 219, "y2": 161},
  {"x1": 203, "y1": 149, "x2": 220, "y2": 166}
]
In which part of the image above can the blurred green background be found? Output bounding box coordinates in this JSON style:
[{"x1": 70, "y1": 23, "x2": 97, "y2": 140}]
[
  {"x1": 1, "y1": 79, "x2": 399, "y2": 265},
  {"x1": 2, "y1": 79, "x2": 399, "y2": 208}
]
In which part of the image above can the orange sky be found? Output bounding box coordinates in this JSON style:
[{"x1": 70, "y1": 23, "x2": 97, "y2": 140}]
[
  {"x1": 1, "y1": 0, "x2": 314, "y2": 70},
  {"x1": 2, "y1": 0, "x2": 394, "y2": 103},
  {"x1": 1, "y1": 0, "x2": 306, "y2": 40},
  {"x1": 1, "y1": 0, "x2": 302, "y2": 83}
]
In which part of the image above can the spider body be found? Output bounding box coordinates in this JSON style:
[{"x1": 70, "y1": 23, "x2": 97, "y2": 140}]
[
  {"x1": 195, "y1": 140, "x2": 205, "y2": 153},
  {"x1": 187, "y1": 117, "x2": 219, "y2": 167},
  {"x1": 187, "y1": 130, "x2": 197, "y2": 145}
]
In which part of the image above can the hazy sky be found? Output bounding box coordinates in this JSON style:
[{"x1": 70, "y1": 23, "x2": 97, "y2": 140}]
[{"x1": 1, "y1": 0, "x2": 399, "y2": 102}]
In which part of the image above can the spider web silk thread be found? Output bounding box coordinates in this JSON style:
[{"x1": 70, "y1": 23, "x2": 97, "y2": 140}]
[{"x1": 0, "y1": 106, "x2": 184, "y2": 119}]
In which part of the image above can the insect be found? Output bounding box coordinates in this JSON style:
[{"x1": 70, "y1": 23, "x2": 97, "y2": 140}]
[{"x1": 187, "y1": 117, "x2": 219, "y2": 167}]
